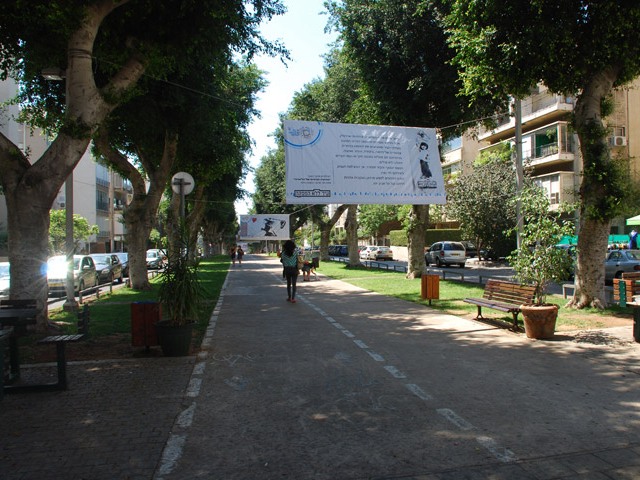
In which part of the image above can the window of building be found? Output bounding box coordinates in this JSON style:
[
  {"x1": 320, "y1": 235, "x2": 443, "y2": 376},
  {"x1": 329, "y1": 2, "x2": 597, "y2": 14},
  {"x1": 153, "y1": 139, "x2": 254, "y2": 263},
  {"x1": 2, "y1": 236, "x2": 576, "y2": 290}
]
[
  {"x1": 441, "y1": 136, "x2": 462, "y2": 154},
  {"x1": 534, "y1": 174, "x2": 560, "y2": 204},
  {"x1": 442, "y1": 162, "x2": 461, "y2": 177},
  {"x1": 611, "y1": 126, "x2": 626, "y2": 137},
  {"x1": 96, "y1": 190, "x2": 109, "y2": 212}
]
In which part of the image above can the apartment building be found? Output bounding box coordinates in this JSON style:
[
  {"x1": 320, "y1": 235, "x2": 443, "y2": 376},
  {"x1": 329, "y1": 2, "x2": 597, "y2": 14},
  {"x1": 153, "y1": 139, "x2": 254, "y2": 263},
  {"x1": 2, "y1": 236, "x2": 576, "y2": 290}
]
[
  {"x1": 0, "y1": 79, "x2": 131, "y2": 255},
  {"x1": 440, "y1": 79, "x2": 640, "y2": 234}
]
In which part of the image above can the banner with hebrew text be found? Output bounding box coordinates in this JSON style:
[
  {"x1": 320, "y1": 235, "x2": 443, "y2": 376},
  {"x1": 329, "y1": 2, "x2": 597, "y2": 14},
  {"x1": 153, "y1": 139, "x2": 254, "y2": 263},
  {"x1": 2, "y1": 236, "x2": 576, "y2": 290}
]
[{"x1": 284, "y1": 120, "x2": 445, "y2": 204}]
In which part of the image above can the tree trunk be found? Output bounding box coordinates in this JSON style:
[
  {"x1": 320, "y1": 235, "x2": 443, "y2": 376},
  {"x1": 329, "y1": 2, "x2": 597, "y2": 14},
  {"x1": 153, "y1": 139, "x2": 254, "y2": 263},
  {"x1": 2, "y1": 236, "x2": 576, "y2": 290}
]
[
  {"x1": 406, "y1": 205, "x2": 429, "y2": 279},
  {"x1": 345, "y1": 205, "x2": 360, "y2": 266},
  {"x1": 96, "y1": 130, "x2": 178, "y2": 289},
  {"x1": 319, "y1": 204, "x2": 347, "y2": 261},
  {"x1": 186, "y1": 186, "x2": 206, "y2": 260},
  {"x1": 0, "y1": 4, "x2": 144, "y2": 329},
  {"x1": 568, "y1": 66, "x2": 620, "y2": 309}
]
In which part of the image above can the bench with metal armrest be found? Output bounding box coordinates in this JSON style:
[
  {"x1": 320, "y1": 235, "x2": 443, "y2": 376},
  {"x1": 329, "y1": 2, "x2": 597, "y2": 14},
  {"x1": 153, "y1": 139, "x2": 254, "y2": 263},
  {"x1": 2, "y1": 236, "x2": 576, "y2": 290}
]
[{"x1": 464, "y1": 279, "x2": 536, "y2": 329}]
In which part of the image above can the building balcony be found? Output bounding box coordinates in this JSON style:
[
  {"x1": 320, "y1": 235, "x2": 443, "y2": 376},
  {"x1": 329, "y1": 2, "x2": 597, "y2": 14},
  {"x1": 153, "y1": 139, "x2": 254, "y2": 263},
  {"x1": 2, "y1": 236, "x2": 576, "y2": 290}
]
[
  {"x1": 479, "y1": 93, "x2": 574, "y2": 143},
  {"x1": 527, "y1": 142, "x2": 576, "y2": 169}
]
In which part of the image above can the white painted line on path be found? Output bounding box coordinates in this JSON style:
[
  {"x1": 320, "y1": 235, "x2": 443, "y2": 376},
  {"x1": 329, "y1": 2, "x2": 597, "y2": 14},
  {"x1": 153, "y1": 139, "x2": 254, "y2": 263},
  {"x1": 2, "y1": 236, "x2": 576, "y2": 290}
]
[
  {"x1": 436, "y1": 408, "x2": 475, "y2": 431},
  {"x1": 383, "y1": 365, "x2": 407, "y2": 379},
  {"x1": 476, "y1": 436, "x2": 518, "y2": 463},
  {"x1": 156, "y1": 434, "x2": 186, "y2": 478},
  {"x1": 405, "y1": 383, "x2": 433, "y2": 401},
  {"x1": 186, "y1": 377, "x2": 202, "y2": 398},
  {"x1": 193, "y1": 362, "x2": 206, "y2": 375},
  {"x1": 285, "y1": 269, "x2": 520, "y2": 466},
  {"x1": 365, "y1": 350, "x2": 385, "y2": 362},
  {"x1": 176, "y1": 403, "x2": 197, "y2": 428}
]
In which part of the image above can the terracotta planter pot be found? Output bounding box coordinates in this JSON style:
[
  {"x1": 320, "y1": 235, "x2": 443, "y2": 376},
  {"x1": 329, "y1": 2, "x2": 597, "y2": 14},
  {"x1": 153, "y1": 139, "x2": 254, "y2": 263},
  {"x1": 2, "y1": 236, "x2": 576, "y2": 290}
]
[{"x1": 520, "y1": 304, "x2": 558, "y2": 339}]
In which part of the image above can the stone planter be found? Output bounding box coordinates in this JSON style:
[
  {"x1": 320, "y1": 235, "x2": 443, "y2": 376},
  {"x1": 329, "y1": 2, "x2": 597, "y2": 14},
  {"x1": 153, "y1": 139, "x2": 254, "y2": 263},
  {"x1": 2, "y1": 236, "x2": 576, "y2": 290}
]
[
  {"x1": 520, "y1": 304, "x2": 559, "y2": 339},
  {"x1": 155, "y1": 320, "x2": 194, "y2": 356}
]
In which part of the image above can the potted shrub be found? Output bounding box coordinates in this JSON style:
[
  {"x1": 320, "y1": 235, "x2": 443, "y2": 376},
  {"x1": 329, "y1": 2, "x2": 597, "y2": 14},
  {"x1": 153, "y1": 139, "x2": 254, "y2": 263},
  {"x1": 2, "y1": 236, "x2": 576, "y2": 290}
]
[
  {"x1": 507, "y1": 183, "x2": 575, "y2": 339},
  {"x1": 155, "y1": 230, "x2": 203, "y2": 356}
]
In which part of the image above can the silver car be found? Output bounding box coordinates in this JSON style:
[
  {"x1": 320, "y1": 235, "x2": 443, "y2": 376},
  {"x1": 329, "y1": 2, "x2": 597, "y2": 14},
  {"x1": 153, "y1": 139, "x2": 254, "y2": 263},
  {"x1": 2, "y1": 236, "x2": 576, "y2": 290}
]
[
  {"x1": 425, "y1": 241, "x2": 466, "y2": 268},
  {"x1": 47, "y1": 255, "x2": 99, "y2": 294},
  {"x1": 604, "y1": 249, "x2": 640, "y2": 282}
]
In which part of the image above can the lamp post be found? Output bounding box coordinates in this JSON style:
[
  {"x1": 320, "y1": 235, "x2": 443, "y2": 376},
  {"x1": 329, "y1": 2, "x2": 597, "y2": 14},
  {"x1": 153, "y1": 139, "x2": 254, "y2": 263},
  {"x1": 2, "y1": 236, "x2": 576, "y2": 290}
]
[{"x1": 42, "y1": 68, "x2": 78, "y2": 310}]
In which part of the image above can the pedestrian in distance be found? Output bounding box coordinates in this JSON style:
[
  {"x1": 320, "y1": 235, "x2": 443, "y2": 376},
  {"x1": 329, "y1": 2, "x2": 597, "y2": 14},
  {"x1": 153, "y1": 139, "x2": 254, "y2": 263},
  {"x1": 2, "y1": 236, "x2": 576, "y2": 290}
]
[
  {"x1": 280, "y1": 239, "x2": 300, "y2": 303},
  {"x1": 237, "y1": 246, "x2": 244, "y2": 266},
  {"x1": 229, "y1": 246, "x2": 237, "y2": 266},
  {"x1": 300, "y1": 248, "x2": 313, "y2": 281}
]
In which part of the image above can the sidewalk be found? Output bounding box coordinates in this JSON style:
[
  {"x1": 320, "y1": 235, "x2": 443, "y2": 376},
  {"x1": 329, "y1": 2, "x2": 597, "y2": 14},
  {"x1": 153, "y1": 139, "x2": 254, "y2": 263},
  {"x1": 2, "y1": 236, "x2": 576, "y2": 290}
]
[{"x1": 1, "y1": 254, "x2": 639, "y2": 480}]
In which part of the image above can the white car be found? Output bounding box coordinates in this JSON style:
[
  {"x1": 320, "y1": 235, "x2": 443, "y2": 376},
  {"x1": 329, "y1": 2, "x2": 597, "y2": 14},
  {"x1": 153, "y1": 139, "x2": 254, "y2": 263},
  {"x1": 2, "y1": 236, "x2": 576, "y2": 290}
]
[
  {"x1": 359, "y1": 246, "x2": 393, "y2": 261},
  {"x1": 0, "y1": 262, "x2": 9, "y2": 300},
  {"x1": 47, "y1": 255, "x2": 99, "y2": 294},
  {"x1": 359, "y1": 246, "x2": 376, "y2": 260},
  {"x1": 146, "y1": 249, "x2": 166, "y2": 269},
  {"x1": 425, "y1": 241, "x2": 466, "y2": 268}
]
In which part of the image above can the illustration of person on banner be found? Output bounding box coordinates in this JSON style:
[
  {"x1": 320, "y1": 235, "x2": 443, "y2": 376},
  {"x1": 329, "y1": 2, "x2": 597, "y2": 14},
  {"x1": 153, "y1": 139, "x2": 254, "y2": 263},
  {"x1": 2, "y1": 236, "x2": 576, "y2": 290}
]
[{"x1": 413, "y1": 130, "x2": 437, "y2": 190}]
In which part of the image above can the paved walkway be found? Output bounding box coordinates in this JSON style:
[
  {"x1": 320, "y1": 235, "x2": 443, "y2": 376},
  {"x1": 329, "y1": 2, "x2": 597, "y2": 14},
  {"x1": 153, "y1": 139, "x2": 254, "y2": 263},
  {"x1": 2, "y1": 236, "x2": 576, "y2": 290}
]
[{"x1": 1, "y1": 255, "x2": 639, "y2": 479}]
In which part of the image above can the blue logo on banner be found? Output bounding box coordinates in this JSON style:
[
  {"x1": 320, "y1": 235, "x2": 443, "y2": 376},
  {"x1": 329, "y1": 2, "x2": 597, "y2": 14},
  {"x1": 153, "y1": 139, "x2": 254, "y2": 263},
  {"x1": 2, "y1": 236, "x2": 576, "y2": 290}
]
[{"x1": 285, "y1": 122, "x2": 323, "y2": 148}]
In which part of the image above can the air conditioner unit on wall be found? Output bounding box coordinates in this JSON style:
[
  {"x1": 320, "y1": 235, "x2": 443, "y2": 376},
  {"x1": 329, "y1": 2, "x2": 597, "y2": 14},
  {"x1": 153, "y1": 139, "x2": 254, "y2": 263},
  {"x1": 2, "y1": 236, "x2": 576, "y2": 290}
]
[{"x1": 609, "y1": 136, "x2": 627, "y2": 147}]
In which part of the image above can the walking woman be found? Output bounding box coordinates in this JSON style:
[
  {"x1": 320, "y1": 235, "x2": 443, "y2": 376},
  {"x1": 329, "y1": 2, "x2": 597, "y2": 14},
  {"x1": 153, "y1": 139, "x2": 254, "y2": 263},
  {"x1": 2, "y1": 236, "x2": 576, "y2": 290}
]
[{"x1": 280, "y1": 239, "x2": 300, "y2": 303}]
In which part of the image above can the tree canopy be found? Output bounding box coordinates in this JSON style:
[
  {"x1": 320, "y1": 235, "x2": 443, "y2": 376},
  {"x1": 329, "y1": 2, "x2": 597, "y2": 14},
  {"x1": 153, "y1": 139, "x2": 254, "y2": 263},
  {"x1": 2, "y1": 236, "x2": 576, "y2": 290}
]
[
  {"x1": 446, "y1": 145, "x2": 517, "y2": 258},
  {"x1": 439, "y1": 0, "x2": 640, "y2": 308},
  {"x1": 0, "y1": 0, "x2": 286, "y2": 323}
]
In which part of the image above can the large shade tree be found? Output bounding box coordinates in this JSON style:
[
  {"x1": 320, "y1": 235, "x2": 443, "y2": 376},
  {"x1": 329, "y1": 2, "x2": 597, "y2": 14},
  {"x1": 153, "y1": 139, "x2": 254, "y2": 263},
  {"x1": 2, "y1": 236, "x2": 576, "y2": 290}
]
[
  {"x1": 0, "y1": 0, "x2": 284, "y2": 325},
  {"x1": 329, "y1": 0, "x2": 500, "y2": 278},
  {"x1": 439, "y1": 0, "x2": 640, "y2": 308},
  {"x1": 96, "y1": 61, "x2": 262, "y2": 289},
  {"x1": 252, "y1": 46, "x2": 378, "y2": 256},
  {"x1": 446, "y1": 147, "x2": 518, "y2": 258}
]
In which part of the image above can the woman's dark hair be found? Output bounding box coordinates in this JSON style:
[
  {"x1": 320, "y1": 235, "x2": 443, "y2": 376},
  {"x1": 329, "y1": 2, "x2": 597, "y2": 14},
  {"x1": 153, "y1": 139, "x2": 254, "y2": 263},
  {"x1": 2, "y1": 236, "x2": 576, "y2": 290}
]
[{"x1": 283, "y1": 239, "x2": 296, "y2": 256}]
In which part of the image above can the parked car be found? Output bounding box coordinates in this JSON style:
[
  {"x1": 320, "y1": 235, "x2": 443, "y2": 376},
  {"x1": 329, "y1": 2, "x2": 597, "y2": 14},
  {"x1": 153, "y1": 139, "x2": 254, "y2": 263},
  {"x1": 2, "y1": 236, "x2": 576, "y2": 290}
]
[
  {"x1": 114, "y1": 252, "x2": 129, "y2": 277},
  {"x1": 47, "y1": 255, "x2": 99, "y2": 295},
  {"x1": 359, "y1": 246, "x2": 375, "y2": 260},
  {"x1": 90, "y1": 253, "x2": 124, "y2": 284},
  {"x1": 329, "y1": 245, "x2": 348, "y2": 257},
  {"x1": 146, "y1": 249, "x2": 166, "y2": 269},
  {"x1": 461, "y1": 241, "x2": 478, "y2": 258},
  {"x1": 359, "y1": 246, "x2": 393, "y2": 261},
  {"x1": 425, "y1": 241, "x2": 466, "y2": 268},
  {"x1": 0, "y1": 262, "x2": 9, "y2": 300},
  {"x1": 605, "y1": 249, "x2": 640, "y2": 283}
]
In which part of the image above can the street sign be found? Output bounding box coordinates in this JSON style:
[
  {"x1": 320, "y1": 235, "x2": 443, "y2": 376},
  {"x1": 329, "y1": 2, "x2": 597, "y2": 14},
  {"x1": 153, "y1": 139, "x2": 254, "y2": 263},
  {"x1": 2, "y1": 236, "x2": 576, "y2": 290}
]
[{"x1": 171, "y1": 172, "x2": 195, "y2": 195}]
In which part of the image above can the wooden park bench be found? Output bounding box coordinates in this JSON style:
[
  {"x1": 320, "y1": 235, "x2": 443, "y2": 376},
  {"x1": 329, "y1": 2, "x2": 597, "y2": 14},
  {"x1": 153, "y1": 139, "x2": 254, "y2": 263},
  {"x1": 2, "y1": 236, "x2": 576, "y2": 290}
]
[
  {"x1": 464, "y1": 279, "x2": 536, "y2": 329},
  {"x1": 613, "y1": 271, "x2": 640, "y2": 306}
]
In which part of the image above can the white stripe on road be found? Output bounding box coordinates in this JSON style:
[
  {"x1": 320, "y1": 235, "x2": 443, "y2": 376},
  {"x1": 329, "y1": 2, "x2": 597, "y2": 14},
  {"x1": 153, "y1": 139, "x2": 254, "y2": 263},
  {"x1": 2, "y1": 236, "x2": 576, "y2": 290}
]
[{"x1": 405, "y1": 383, "x2": 432, "y2": 401}]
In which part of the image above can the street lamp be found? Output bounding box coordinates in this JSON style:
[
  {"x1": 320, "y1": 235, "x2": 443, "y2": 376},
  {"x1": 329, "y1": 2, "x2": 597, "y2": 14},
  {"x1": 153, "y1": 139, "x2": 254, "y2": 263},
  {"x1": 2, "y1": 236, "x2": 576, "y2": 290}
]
[{"x1": 42, "y1": 67, "x2": 78, "y2": 311}]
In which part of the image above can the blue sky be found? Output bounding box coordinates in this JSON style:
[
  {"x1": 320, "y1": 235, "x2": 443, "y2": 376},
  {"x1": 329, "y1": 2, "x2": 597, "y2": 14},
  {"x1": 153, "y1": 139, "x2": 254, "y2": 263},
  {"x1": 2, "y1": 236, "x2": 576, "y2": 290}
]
[{"x1": 235, "y1": 0, "x2": 338, "y2": 215}]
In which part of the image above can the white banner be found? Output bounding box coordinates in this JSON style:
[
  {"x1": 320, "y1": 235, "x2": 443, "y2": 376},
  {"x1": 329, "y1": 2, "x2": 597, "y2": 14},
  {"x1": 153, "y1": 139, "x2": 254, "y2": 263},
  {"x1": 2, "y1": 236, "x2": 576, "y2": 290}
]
[
  {"x1": 284, "y1": 120, "x2": 446, "y2": 204},
  {"x1": 239, "y1": 214, "x2": 290, "y2": 240}
]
